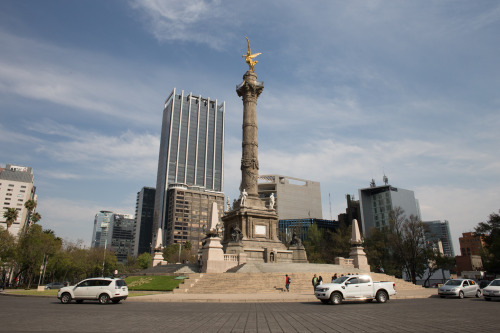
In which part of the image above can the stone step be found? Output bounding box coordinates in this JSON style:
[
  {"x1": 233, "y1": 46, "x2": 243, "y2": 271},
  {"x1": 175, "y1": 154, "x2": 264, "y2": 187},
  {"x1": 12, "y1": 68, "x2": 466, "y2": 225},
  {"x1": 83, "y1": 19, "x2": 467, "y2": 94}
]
[{"x1": 174, "y1": 271, "x2": 425, "y2": 294}]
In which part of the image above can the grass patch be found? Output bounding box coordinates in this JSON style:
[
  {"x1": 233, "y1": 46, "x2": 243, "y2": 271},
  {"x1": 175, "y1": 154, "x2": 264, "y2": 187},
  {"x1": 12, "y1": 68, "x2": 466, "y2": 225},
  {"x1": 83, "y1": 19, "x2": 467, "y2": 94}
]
[
  {"x1": 124, "y1": 276, "x2": 185, "y2": 291},
  {"x1": 6, "y1": 289, "x2": 58, "y2": 296}
]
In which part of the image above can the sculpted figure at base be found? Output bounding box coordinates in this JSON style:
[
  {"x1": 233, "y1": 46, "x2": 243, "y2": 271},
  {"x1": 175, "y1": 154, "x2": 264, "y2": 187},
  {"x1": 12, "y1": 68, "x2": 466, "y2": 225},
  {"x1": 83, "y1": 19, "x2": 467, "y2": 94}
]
[
  {"x1": 240, "y1": 189, "x2": 248, "y2": 207},
  {"x1": 231, "y1": 225, "x2": 243, "y2": 242},
  {"x1": 269, "y1": 193, "x2": 275, "y2": 210}
]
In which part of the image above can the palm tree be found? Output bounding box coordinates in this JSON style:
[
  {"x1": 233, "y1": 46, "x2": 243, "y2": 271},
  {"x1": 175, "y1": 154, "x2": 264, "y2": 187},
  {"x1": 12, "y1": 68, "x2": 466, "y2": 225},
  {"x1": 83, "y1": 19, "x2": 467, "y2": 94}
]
[
  {"x1": 24, "y1": 199, "x2": 37, "y2": 213},
  {"x1": 2, "y1": 208, "x2": 19, "y2": 230},
  {"x1": 24, "y1": 199, "x2": 37, "y2": 228},
  {"x1": 31, "y1": 212, "x2": 41, "y2": 224}
]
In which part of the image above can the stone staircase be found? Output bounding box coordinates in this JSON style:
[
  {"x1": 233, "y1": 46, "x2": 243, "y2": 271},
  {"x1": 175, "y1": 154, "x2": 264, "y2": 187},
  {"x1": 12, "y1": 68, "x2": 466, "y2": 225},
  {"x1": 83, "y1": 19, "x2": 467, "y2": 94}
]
[
  {"x1": 172, "y1": 265, "x2": 423, "y2": 294},
  {"x1": 139, "y1": 263, "x2": 199, "y2": 275}
]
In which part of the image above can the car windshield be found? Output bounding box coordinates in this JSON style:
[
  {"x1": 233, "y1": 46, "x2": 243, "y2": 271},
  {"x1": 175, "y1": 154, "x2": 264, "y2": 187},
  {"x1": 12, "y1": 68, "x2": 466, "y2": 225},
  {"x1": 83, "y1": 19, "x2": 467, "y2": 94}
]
[
  {"x1": 488, "y1": 280, "x2": 500, "y2": 287},
  {"x1": 445, "y1": 280, "x2": 462, "y2": 286}
]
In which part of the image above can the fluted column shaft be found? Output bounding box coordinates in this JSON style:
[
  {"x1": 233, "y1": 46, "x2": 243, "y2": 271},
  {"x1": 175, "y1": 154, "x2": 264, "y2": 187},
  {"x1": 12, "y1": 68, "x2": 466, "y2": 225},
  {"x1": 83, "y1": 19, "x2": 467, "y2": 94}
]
[{"x1": 236, "y1": 71, "x2": 263, "y2": 199}]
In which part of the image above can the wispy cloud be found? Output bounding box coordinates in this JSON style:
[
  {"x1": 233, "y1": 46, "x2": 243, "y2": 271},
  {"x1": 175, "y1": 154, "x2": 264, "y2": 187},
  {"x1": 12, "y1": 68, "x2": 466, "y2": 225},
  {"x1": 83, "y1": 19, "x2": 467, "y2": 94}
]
[
  {"x1": 32, "y1": 124, "x2": 160, "y2": 180},
  {"x1": 0, "y1": 31, "x2": 162, "y2": 126},
  {"x1": 130, "y1": 0, "x2": 234, "y2": 49}
]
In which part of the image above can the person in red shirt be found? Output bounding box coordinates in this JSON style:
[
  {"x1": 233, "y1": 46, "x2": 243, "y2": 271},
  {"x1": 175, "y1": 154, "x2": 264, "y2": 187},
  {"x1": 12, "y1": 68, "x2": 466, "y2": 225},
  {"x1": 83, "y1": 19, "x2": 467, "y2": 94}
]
[{"x1": 285, "y1": 274, "x2": 291, "y2": 292}]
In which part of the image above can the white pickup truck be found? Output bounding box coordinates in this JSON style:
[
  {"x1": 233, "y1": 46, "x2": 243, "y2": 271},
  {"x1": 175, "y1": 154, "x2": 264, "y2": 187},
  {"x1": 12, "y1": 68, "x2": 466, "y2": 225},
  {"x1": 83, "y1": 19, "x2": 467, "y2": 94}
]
[{"x1": 315, "y1": 274, "x2": 396, "y2": 305}]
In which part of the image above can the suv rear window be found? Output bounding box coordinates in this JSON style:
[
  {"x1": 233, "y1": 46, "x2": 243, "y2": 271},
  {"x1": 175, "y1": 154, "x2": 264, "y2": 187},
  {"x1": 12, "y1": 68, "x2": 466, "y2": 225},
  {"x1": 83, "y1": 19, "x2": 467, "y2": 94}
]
[{"x1": 115, "y1": 280, "x2": 127, "y2": 287}]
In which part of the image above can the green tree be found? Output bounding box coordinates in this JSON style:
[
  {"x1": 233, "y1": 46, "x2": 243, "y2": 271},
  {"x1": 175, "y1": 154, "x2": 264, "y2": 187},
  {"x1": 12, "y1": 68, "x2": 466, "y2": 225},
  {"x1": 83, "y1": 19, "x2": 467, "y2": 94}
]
[
  {"x1": 327, "y1": 223, "x2": 351, "y2": 261},
  {"x1": 475, "y1": 210, "x2": 500, "y2": 275},
  {"x1": 2, "y1": 208, "x2": 19, "y2": 230},
  {"x1": 162, "y1": 244, "x2": 178, "y2": 263},
  {"x1": 303, "y1": 224, "x2": 325, "y2": 263},
  {"x1": 0, "y1": 227, "x2": 17, "y2": 286},
  {"x1": 15, "y1": 224, "x2": 62, "y2": 288},
  {"x1": 31, "y1": 212, "x2": 41, "y2": 224},
  {"x1": 137, "y1": 252, "x2": 152, "y2": 269},
  {"x1": 364, "y1": 226, "x2": 401, "y2": 277},
  {"x1": 388, "y1": 207, "x2": 432, "y2": 284},
  {"x1": 23, "y1": 199, "x2": 37, "y2": 232}
]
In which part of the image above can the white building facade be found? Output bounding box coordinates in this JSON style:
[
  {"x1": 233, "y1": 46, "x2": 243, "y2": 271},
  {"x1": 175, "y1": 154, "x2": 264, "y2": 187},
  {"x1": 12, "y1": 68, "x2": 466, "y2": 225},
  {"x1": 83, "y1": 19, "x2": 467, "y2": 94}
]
[{"x1": 0, "y1": 164, "x2": 36, "y2": 236}]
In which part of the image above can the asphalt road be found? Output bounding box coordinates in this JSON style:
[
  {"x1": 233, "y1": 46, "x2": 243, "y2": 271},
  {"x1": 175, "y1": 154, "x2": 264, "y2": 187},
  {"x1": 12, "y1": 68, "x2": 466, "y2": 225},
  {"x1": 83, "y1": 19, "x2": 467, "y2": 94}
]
[{"x1": 1, "y1": 295, "x2": 498, "y2": 332}]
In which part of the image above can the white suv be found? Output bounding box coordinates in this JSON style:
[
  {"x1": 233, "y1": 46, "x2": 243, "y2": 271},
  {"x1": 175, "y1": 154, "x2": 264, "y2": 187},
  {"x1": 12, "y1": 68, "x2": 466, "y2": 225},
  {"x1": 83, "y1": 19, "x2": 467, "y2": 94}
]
[{"x1": 57, "y1": 277, "x2": 128, "y2": 304}]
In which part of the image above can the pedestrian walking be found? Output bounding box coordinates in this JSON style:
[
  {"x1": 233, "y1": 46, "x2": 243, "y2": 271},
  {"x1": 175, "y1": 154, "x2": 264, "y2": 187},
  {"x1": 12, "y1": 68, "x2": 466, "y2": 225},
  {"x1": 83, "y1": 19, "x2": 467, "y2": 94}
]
[
  {"x1": 318, "y1": 276, "x2": 323, "y2": 286},
  {"x1": 312, "y1": 274, "x2": 318, "y2": 291},
  {"x1": 331, "y1": 273, "x2": 338, "y2": 283},
  {"x1": 285, "y1": 274, "x2": 291, "y2": 292}
]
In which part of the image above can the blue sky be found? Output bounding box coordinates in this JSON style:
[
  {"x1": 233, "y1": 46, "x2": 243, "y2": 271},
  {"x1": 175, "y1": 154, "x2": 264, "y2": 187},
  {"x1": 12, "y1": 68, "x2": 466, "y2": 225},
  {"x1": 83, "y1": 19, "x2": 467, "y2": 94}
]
[{"x1": 1, "y1": 0, "x2": 499, "y2": 254}]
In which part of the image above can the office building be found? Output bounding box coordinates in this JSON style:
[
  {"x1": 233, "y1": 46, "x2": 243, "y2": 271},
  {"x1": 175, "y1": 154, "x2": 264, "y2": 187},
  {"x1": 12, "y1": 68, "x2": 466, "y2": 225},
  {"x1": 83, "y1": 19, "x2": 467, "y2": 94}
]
[
  {"x1": 359, "y1": 177, "x2": 421, "y2": 236},
  {"x1": 338, "y1": 194, "x2": 361, "y2": 228},
  {"x1": 422, "y1": 220, "x2": 455, "y2": 257},
  {"x1": 455, "y1": 232, "x2": 485, "y2": 274},
  {"x1": 279, "y1": 218, "x2": 339, "y2": 243},
  {"x1": 109, "y1": 213, "x2": 135, "y2": 264},
  {"x1": 0, "y1": 164, "x2": 36, "y2": 236},
  {"x1": 153, "y1": 89, "x2": 225, "y2": 247},
  {"x1": 164, "y1": 183, "x2": 224, "y2": 253},
  {"x1": 133, "y1": 187, "x2": 156, "y2": 256},
  {"x1": 91, "y1": 211, "x2": 135, "y2": 264},
  {"x1": 258, "y1": 175, "x2": 322, "y2": 220},
  {"x1": 91, "y1": 210, "x2": 114, "y2": 248}
]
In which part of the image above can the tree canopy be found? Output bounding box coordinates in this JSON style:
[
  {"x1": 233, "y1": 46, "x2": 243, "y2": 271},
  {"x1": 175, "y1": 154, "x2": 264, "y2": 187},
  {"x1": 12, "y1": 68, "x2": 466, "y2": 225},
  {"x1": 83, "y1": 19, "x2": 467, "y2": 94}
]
[{"x1": 475, "y1": 210, "x2": 500, "y2": 275}]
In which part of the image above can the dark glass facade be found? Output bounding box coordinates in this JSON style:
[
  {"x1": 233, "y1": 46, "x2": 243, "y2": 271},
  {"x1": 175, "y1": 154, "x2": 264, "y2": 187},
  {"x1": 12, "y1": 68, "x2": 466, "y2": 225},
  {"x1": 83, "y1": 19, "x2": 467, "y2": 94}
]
[{"x1": 134, "y1": 187, "x2": 155, "y2": 256}]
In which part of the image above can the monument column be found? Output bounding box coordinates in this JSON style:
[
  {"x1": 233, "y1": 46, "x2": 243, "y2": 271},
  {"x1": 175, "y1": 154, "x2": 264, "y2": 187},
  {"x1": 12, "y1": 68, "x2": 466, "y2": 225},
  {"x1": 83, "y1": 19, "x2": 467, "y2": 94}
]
[
  {"x1": 221, "y1": 37, "x2": 297, "y2": 264},
  {"x1": 237, "y1": 71, "x2": 264, "y2": 206}
]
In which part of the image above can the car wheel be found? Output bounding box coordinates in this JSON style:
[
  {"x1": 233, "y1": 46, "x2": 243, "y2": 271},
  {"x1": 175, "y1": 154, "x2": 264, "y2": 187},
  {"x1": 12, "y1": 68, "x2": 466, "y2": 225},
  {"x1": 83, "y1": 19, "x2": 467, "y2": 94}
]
[
  {"x1": 485, "y1": 297, "x2": 491, "y2": 301},
  {"x1": 60, "y1": 293, "x2": 71, "y2": 304},
  {"x1": 476, "y1": 290, "x2": 481, "y2": 298},
  {"x1": 376, "y1": 290, "x2": 389, "y2": 303},
  {"x1": 112, "y1": 300, "x2": 121, "y2": 304},
  {"x1": 99, "y1": 293, "x2": 110, "y2": 304},
  {"x1": 330, "y1": 292, "x2": 343, "y2": 305},
  {"x1": 76, "y1": 300, "x2": 84, "y2": 304},
  {"x1": 458, "y1": 291, "x2": 464, "y2": 299}
]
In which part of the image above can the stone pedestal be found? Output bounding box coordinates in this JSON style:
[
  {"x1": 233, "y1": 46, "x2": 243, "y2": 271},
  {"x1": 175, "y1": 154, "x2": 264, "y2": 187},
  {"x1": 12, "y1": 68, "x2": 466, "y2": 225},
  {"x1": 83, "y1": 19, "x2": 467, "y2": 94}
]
[
  {"x1": 201, "y1": 237, "x2": 227, "y2": 273},
  {"x1": 289, "y1": 244, "x2": 308, "y2": 263},
  {"x1": 152, "y1": 250, "x2": 167, "y2": 267},
  {"x1": 349, "y1": 219, "x2": 370, "y2": 272},
  {"x1": 349, "y1": 246, "x2": 370, "y2": 272}
]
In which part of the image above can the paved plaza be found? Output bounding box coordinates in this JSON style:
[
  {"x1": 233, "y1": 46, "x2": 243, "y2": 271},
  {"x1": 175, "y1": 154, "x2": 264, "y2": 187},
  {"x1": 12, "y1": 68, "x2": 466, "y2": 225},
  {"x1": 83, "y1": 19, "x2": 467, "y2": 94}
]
[{"x1": 1, "y1": 294, "x2": 499, "y2": 332}]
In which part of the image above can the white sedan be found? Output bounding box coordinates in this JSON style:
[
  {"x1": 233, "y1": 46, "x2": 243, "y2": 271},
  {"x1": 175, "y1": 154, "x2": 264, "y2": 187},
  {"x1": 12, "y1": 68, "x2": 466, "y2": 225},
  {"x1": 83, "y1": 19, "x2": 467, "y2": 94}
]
[
  {"x1": 483, "y1": 279, "x2": 500, "y2": 301},
  {"x1": 438, "y1": 279, "x2": 481, "y2": 299}
]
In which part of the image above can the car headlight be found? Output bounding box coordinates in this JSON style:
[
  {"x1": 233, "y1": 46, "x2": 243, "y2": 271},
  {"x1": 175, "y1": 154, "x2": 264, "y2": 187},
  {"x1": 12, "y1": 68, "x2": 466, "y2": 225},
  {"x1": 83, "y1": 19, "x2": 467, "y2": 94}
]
[
  {"x1": 316, "y1": 288, "x2": 328, "y2": 292},
  {"x1": 451, "y1": 288, "x2": 457, "y2": 292}
]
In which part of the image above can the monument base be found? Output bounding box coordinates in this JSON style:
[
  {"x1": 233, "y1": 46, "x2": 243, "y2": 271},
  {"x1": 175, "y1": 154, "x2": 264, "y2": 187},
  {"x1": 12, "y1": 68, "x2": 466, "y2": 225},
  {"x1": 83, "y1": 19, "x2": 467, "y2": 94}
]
[
  {"x1": 201, "y1": 236, "x2": 240, "y2": 273},
  {"x1": 349, "y1": 246, "x2": 371, "y2": 272},
  {"x1": 222, "y1": 205, "x2": 301, "y2": 263},
  {"x1": 289, "y1": 244, "x2": 308, "y2": 263},
  {"x1": 152, "y1": 250, "x2": 167, "y2": 267}
]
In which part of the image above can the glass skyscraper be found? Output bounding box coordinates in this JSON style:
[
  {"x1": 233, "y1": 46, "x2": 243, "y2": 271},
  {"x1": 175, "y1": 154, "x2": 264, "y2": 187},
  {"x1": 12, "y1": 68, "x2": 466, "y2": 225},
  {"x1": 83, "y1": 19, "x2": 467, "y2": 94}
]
[{"x1": 153, "y1": 89, "x2": 225, "y2": 247}]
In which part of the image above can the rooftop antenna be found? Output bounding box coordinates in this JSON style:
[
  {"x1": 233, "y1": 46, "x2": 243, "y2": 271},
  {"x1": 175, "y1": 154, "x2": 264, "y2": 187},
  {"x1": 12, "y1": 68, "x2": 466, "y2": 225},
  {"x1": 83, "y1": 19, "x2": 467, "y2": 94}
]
[
  {"x1": 383, "y1": 174, "x2": 389, "y2": 185},
  {"x1": 370, "y1": 178, "x2": 376, "y2": 188}
]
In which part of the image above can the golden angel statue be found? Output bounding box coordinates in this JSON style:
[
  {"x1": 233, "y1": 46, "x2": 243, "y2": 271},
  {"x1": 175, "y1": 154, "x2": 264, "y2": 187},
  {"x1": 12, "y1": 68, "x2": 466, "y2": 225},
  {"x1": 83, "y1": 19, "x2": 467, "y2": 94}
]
[{"x1": 242, "y1": 36, "x2": 261, "y2": 72}]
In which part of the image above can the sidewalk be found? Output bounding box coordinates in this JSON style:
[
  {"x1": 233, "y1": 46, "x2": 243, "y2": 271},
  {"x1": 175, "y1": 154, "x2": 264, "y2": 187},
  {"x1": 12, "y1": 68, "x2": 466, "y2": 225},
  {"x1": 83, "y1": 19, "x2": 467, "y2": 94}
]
[{"x1": 126, "y1": 288, "x2": 437, "y2": 303}]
